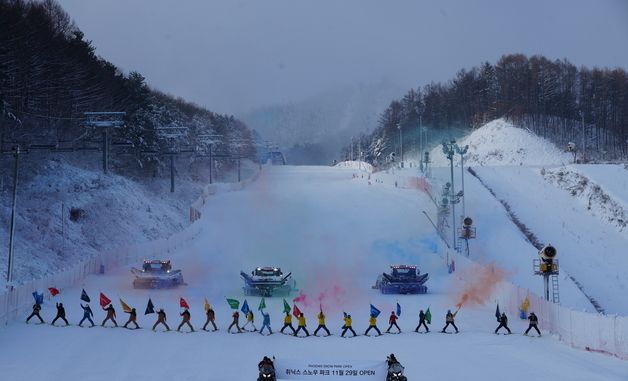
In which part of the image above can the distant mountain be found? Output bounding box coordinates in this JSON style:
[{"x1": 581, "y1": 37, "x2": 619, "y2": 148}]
[{"x1": 240, "y1": 80, "x2": 405, "y2": 165}]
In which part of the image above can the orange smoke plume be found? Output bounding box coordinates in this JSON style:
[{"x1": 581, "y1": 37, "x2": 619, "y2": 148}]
[{"x1": 453, "y1": 263, "x2": 506, "y2": 309}]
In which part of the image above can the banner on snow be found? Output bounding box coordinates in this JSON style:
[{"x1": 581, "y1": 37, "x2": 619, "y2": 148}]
[{"x1": 275, "y1": 359, "x2": 387, "y2": 380}]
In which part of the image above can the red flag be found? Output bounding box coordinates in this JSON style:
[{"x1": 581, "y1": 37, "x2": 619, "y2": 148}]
[
  {"x1": 48, "y1": 287, "x2": 59, "y2": 296},
  {"x1": 99, "y1": 292, "x2": 112, "y2": 307},
  {"x1": 180, "y1": 297, "x2": 190, "y2": 309},
  {"x1": 292, "y1": 304, "x2": 302, "y2": 318}
]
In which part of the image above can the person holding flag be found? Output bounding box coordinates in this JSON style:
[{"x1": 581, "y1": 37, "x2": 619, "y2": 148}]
[
  {"x1": 51, "y1": 303, "x2": 69, "y2": 326},
  {"x1": 202, "y1": 301, "x2": 218, "y2": 331},
  {"x1": 314, "y1": 307, "x2": 330, "y2": 337},
  {"x1": 241, "y1": 300, "x2": 257, "y2": 332},
  {"x1": 386, "y1": 310, "x2": 401, "y2": 333},
  {"x1": 441, "y1": 309, "x2": 459, "y2": 333},
  {"x1": 101, "y1": 304, "x2": 118, "y2": 327},
  {"x1": 259, "y1": 309, "x2": 272, "y2": 335},
  {"x1": 152, "y1": 309, "x2": 170, "y2": 331},
  {"x1": 295, "y1": 312, "x2": 309, "y2": 337},
  {"x1": 123, "y1": 308, "x2": 140, "y2": 330},
  {"x1": 414, "y1": 308, "x2": 430, "y2": 333},
  {"x1": 26, "y1": 293, "x2": 44, "y2": 324},
  {"x1": 495, "y1": 312, "x2": 511, "y2": 334},
  {"x1": 280, "y1": 311, "x2": 296, "y2": 334},
  {"x1": 78, "y1": 303, "x2": 95, "y2": 327},
  {"x1": 341, "y1": 313, "x2": 357, "y2": 337},
  {"x1": 177, "y1": 308, "x2": 194, "y2": 332},
  {"x1": 228, "y1": 310, "x2": 242, "y2": 333},
  {"x1": 364, "y1": 313, "x2": 382, "y2": 336}
]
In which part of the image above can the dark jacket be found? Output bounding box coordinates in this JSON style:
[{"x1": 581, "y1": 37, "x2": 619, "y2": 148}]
[
  {"x1": 33, "y1": 303, "x2": 42, "y2": 313},
  {"x1": 103, "y1": 305, "x2": 116, "y2": 318},
  {"x1": 157, "y1": 310, "x2": 167, "y2": 322},
  {"x1": 81, "y1": 304, "x2": 93, "y2": 317},
  {"x1": 56, "y1": 303, "x2": 66, "y2": 317},
  {"x1": 528, "y1": 314, "x2": 538, "y2": 325},
  {"x1": 181, "y1": 309, "x2": 191, "y2": 321},
  {"x1": 207, "y1": 309, "x2": 215, "y2": 320}
]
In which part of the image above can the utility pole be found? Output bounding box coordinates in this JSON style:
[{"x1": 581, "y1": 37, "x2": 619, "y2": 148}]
[
  {"x1": 5, "y1": 146, "x2": 20, "y2": 283},
  {"x1": 83, "y1": 112, "x2": 125, "y2": 174},
  {"x1": 397, "y1": 124, "x2": 403, "y2": 167},
  {"x1": 581, "y1": 112, "x2": 585, "y2": 163},
  {"x1": 442, "y1": 140, "x2": 458, "y2": 251},
  {"x1": 455, "y1": 144, "x2": 469, "y2": 218}
]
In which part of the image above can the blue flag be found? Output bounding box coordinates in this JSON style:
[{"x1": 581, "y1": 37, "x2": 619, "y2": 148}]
[
  {"x1": 32, "y1": 292, "x2": 43, "y2": 304},
  {"x1": 370, "y1": 304, "x2": 381, "y2": 318},
  {"x1": 241, "y1": 299, "x2": 250, "y2": 315},
  {"x1": 396, "y1": 302, "x2": 401, "y2": 317},
  {"x1": 145, "y1": 298, "x2": 155, "y2": 315},
  {"x1": 80, "y1": 289, "x2": 91, "y2": 303}
]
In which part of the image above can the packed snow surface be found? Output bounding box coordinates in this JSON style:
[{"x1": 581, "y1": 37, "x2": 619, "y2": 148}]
[
  {"x1": 429, "y1": 119, "x2": 572, "y2": 167},
  {"x1": 1, "y1": 166, "x2": 626, "y2": 381}
]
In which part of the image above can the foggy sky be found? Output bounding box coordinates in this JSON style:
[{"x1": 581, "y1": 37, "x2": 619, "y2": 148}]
[{"x1": 58, "y1": 0, "x2": 628, "y2": 116}]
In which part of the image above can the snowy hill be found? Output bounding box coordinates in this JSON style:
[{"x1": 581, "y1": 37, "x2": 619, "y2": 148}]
[
  {"x1": 0, "y1": 160, "x2": 202, "y2": 286},
  {"x1": 430, "y1": 119, "x2": 573, "y2": 167},
  {"x1": 241, "y1": 80, "x2": 405, "y2": 164}
]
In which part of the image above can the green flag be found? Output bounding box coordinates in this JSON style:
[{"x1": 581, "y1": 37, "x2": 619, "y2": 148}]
[
  {"x1": 282, "y1": 299, "x2": 291, "y2": 313},
  {"x1": 425, "y1": 307, "x2": 432, "y2": 324},
  {"x1": 226, "y1": 298, "x2": 240, "y2": 310},
  {"x1": 258, "y1": 297, "x2": 267, "y2": 311}
]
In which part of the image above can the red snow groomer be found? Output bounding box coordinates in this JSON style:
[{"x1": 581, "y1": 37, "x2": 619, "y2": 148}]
[
  {"x1": 373, "y1": 265, "x2": 429, "y2": 294},
  {"x1": 131, "y1": 259, "x2": 185, "y2": 289}
]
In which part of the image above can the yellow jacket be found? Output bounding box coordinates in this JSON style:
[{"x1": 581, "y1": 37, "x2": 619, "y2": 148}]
[
  {"x1": 298, "y1": 316, "x2": 306, "y2": 327},
  {"x1": 284, "y1": 314, "x2": 292, "y2": 324},
  {"x1": 317, "y1": 313, "x2": 325, "y2": 325},
  {"x1": 369, "y1": 316, "x2": 377, "y2": 326},
  {"x1": 246, "y1": 311, "x2": 254, "y2": 322},
  {"x1": 343, "y1": 317, "x2": 352, "y2": 327}
]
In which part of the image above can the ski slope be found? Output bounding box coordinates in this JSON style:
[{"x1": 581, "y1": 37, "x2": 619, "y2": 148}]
[{"x1": 0, "y1": 165, "x2": 626, "y2": 381}]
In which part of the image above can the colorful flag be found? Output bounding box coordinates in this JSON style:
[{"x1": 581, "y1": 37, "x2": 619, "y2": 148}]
[
  {"x1": 520, "y1": 297, "x2": 530, "y2": 312},
  {"x1": 292, "y1": 304, "x2": 302, "y2": 318},
  {"x1": 145, "y1": 298, "x2": 155, "y2": 315},
  {"x1": 120, "y1": 298, "x2": 132, "y2": 313},
  {"x1": 282, "y1": 299, "x2": 291, "y2": 314},
  {"x1": 48, "y1": 287, "x2": 60, "y2": 296},
  {"x1": 32, "y1": 292, "x2": 43, "y2": 304},
  {"x1": 226, "y1": 298, "x2": 240, "y2": 310},
  {"x1": 258, "y1": 297, "x2": 266, "y2": 311},
  {"x1": 204, "y1": 298, "x2": 211, "y2": 312},
  {"x1": 369, "y1": 304, "x2": 381, "y2": 318},
  {"x1": 495, "y1": 304, "x2": 501, "y2": 322},
  {"x1": 99, "y1": 292, "x2": 111, "y2": 307},
  {"x1": 396, "y1": 302, "x2": 401, "y2": 317},
  {"x1": 425, "y1": 307, "x2": 432, "y2": 324},
  {"x1": 80, "y1": 289, "x2": 91, "y2": 303},
  {"x1": 180, "y1": 297, "x2": 190, "y2": 309},
  {"x1": 241, "y1": 299, "x2": 250, "y2": 314}
]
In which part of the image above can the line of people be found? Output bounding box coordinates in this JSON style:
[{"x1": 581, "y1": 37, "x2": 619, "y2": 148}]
[{"x1": 26, "y1": 302, "x2": 542, "y2": 337}]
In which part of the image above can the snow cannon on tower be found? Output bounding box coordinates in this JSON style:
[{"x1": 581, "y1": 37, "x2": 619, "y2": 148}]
[
  {"x1": 131, "y1": 259, "x2": 185, "y2": 289},
  {"x1": 373, "y1": 265, "x2": 429, "y2": 294},
  {"x1": 241, "y1": 267, "x2": 295, "y2": 297},
  {"x1": 533, "y1": 245, "x2": 560, "y2": 303}
]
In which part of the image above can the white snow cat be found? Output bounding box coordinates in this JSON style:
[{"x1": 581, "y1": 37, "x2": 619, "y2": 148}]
[
  {"x1": 131, "y1": 259, "x2": 185, "y2": 289},
  {"x1": 241, "y1": 267, "x2": 295, "y2": 297}
]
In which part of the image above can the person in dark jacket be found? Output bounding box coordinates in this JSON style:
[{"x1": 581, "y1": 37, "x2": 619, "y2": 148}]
[
  {"x1": 51, "y1": 303, "x2": 69, "y2": 326},
  {"x1": 101, "y1": 304, "x2": 118, "y2": 327},
  {"x1": 386, "y1": 311, "x2": 401, "y2": 333},
  {"x1": 123, "y1": 308, "x2": 140, "y2": 329},
  {"x1": 202, "y1": 306, "x2": 218, "y2": 331},
  {"x1": 26, "y1": 302, "x2": 44, "y2": 324},
  {"x1": 78, "y1": 303, "x2": 95, "y2": 327},
  {"x1": 495, "y1": 312, "x2": 512, "y2": 334},
  {"x1": 414, "y1": 309, "x2": 429, "y2": 333},
  {"x1": 152, "y1": 309, "x2": 170, "y2": 331},
  {"x1": 524, "y1": 312, "x2": 541, "y2": 336},
  {"x1": 441, "y1": 310, "x2": 458, "y2": 333},
  {"x1": 228, "y1": 311, "x2": 242, "y2": 333},
  {"x1": 387, "y1": 353, "x2": 400, "y2": 367},
  {"x1": 258, "y1": 356, "x2": 275, "y2": 370},
  {"x1": 177, "y1": 308, "x2": 194, "y2": 332}
]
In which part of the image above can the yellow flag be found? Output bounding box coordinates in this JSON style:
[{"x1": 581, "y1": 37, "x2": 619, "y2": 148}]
[
  {"x1": 521, "y1": 297, "x2": 530, "y2": 312},
  {"x1": 204, "y1": 298, "x2": 211, "y2": 312},
  {"x1": 119, "y1": 298, "x2": 132, "y2": 313}
]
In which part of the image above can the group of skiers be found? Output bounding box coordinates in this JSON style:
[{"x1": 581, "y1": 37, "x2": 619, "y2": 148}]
[{"x1": 26, "y1": 301, "x2": 542, "y2": 337}]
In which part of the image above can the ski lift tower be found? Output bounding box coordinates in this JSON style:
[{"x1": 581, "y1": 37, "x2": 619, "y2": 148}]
[
  {"x1": 154, "y1": 127, "x2": 191, "y2": 192},
  {"x1": 83, "y1": 112, "x2": 125, "y2": 174},
  {"x1": 533, "y1": 245, "x2": 560, "y2": 303},
  {"x1": 197, "y1": 134, "x2": 223, "y2": 184}
]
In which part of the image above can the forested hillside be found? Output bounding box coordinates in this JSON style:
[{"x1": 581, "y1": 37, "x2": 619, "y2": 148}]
[
  {"x1": 350, "y1": 54, "x2": 628, "y2": 166},
  {"x1": 0, "y1": 0, "x2": 256, "y2": 178}
]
